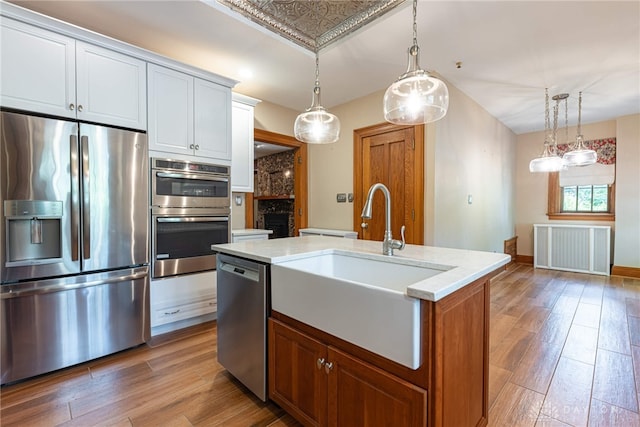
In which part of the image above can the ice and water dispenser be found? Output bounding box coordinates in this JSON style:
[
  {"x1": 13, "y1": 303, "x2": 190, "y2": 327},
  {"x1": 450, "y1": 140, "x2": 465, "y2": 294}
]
[{"x1": 4, "y1": 200, "x2": 63, "y2": 266}]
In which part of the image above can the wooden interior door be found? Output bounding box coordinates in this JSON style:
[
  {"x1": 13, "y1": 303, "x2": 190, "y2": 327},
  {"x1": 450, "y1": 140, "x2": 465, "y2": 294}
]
[{"x1": 353, "y1": 123, "x2": 424, "y2": 244}]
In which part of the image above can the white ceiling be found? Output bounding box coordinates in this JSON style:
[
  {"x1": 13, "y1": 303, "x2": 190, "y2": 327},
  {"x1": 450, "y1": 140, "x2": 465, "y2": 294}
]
[{"x1": 7, "y1": 0, "x2": 640, "y2": 135}]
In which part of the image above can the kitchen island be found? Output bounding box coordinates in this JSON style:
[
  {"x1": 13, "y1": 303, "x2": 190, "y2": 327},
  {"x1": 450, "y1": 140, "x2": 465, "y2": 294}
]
[{"x1": 213, "y1": 236, "x2": 510, "y2": 427}]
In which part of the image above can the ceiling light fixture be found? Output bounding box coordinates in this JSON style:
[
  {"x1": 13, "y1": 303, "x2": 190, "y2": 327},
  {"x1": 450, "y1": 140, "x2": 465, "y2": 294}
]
[
  {"x1": 529, "y1": 89, "x2": 565, "y2": 173},
  {"x1": 383, "y1": 0, "x2": 449, "y2": 124},
  {"x1": 294, "y1": 50, "x2": 340, "y2": 144},
  {"x1": 562, "y1": 91, "x2": 597, "y2": 167}
]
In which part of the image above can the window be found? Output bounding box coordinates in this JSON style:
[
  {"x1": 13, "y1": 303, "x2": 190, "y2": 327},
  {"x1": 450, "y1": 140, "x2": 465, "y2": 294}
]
[
  {"x1": 561, "y1": 185, "x2": 609, "y2": 212},
  {"x1": 547, "y1": 137, "x2": 616, "y2": 221},
  {"x1": 548, "y1": 174, "x2": 615, "y2": 220}
]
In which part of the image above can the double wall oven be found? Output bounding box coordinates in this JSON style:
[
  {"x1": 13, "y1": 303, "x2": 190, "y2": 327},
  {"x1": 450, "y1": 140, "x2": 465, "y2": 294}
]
[{"x1": 151, "y1": 158, "x2": 230, "y2": 279}]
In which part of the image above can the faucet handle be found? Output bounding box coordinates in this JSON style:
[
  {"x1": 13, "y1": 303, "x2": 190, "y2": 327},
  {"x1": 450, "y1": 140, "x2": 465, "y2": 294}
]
[{"x1": 389, "y1": 225, "x2": 406, "y2": 252}]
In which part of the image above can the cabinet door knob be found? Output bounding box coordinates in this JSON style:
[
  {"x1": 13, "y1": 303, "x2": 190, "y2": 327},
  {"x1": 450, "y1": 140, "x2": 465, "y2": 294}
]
[
  {"x1": 324, "y1": 362, "x2": 334, "y2": 374},
  {"x1": 195, "y1": 144, "x2": 200, "y2": 150},
  {"x1": 190, "y1": 144, "x2": 195, "y2": 149},
  {"x1": 361, "y1": 222, "x2": 368, "y2": 229},
  {"x1": 77, "y1": 104, "x2": 83, "y2": 112},
  {"x1": 316, "y1": 358, "x2": 325, "y2": 370},
  {"x1": 69, "y1": 103, "x2": 75, "y2": 111}
]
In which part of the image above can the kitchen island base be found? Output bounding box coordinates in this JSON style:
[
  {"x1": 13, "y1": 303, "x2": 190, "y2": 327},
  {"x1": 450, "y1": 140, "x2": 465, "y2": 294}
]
[{"x1": 268, "y1": 271, "x2": 495, "y2": 427}]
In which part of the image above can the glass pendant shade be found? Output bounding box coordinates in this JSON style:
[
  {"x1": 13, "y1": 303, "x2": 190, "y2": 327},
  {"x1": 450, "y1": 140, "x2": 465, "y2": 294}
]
[
  {"x1": 529, "y1": 143, "x2": 565, "y2": 172},
  {"x1": 294, "y1": 53, "x2": 340, "y2": 144},
  {"x1": 530, "y1": 88, "x2": 564, "y2": 173},
  {"x1": 563, "y1": 134, "x2": 597, "y2": 166},
  {"x1": 384, "y1": 46, "x2": 449, "y2": 124},
  {"x1": 383, "y1": 0, "x2": 448, "y2": 125},
  {"x1": 562, "y1": 92, "x2": 596, "y2": 167}
]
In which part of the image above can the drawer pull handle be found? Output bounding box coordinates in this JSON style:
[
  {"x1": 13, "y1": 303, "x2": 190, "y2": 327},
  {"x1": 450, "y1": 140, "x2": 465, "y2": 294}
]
[
  {"x1": 324, "y1": 362, "x2": 334, "y2": 374},
  {"x1": 164, "y1": 309, "x2": 180, "y2": 315},
  {"x1": 316, "y1": 358, "x2": 325, "y2": 370}
]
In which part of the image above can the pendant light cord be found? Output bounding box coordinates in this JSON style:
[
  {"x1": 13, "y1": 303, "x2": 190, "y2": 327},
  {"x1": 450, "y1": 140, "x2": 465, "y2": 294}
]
[
  {"x1": 315, "y1": 51, "x2": 320, "y2": 87},
  {"x1": 544, "y1": 88, "x2": 550, "y2": 143},
  {"x1": 577, "y1": 91, "x2": 582, "y2": 136},
  {"x1": 412, "y1": 0, "x2": 418, "y2": 46},
  {"x1": 564, "y1": 96, "x2": 568, "y2": 145}
]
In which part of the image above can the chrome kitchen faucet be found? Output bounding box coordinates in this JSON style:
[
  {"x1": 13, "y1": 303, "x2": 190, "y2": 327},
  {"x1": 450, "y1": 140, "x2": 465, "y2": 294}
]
[{"x1": 361, "y1": 183, "x2": 405, "y2": 256}]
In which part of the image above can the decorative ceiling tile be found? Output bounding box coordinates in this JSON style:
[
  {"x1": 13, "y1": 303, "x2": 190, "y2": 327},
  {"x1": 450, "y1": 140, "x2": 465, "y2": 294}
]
[{"x1": 217, "y1": 0, "x2": 406, "y2": 51}]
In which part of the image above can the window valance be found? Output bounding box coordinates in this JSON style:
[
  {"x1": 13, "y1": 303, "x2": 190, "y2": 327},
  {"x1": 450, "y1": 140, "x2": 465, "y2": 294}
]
[
  {"x1": 556, "y1": 137, "x2": 616, "y2": 165},
  {"x1": 557, "y1": 138, "x2": 616, "y2": 186}
]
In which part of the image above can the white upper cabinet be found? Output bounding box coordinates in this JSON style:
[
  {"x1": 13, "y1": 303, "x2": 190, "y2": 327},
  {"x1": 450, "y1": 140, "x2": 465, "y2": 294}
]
[
  {"x1": 148, "y1": 64, "x2": 194, "y2": 156},
  {"x1": 195, "y1": 78, "x2": 232, "y2": 161},
  {"x1": 148, "y1": 63, "x2": 232, "y2": 162},
  {"x1": 75, "y1": 41, "x2": 147, "y2": 129},
  {"x1": 1, "y1": 18, "x2": 76, "y2": 119},
  {"x1": 231, "y1": 94, "x2": 260, "y2": 192},
  {"x1": 0, "y1": 18, "x2": 147, "y2": 130}
]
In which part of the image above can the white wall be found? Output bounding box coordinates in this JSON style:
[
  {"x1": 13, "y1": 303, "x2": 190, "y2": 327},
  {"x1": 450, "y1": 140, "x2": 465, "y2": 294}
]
[
  {"x1": 515, "y1": 120, "x2": 617, "y2": 257},
  {"x1": 613, "y1": 114, "x2": 640, "y2": 268}
]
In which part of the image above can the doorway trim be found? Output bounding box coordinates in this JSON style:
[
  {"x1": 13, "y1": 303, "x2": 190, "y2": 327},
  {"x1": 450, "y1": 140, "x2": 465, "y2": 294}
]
[
  {"x1": 246, "y1": 129, "x2": 308, "y2": 235},
  {"x1": 353, "y1": 122, "x2": 424, "y2": 243}
]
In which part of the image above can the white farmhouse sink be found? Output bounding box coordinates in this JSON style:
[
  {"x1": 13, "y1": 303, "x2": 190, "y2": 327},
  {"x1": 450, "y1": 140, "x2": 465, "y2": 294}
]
[{"x1": 270, "y1": 250, "x2": 452, "y2": 369}]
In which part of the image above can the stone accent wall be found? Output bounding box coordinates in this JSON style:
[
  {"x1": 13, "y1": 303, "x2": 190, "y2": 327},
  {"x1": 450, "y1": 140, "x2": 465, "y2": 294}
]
[
  {"x1": 255, "y1": 151, "x2": 295, "y2": 197},
  {"x1": 255, "y1": 151, "x2": 295, "y2": 237}
]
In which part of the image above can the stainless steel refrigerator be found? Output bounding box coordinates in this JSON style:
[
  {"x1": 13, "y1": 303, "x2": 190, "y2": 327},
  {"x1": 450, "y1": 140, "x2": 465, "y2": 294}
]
[{"x1": 0, "y1": 110, "x2": 150, "y2": 384}]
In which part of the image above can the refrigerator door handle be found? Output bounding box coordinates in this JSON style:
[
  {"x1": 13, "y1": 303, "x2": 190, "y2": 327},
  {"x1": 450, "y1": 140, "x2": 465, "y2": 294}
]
[
  {"x1": 0, "y1": 266, "x2": 148, "y2": 299},
  {"x1": 70, "y1": 134, "x2": 80, "y2": 261},
  {"x1": 81, "y1": 135, "x2": 91, "y2": 260}
]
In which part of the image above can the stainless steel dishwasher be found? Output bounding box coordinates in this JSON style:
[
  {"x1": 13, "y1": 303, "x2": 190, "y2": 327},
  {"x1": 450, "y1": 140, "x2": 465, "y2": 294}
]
[{"x1": 216, "y1": 253, "x2": 269, "y2": 401}]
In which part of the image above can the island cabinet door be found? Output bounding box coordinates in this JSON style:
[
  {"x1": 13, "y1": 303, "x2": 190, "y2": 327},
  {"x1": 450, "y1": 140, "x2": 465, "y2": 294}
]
[
  {"x1": 268, "y1": 319, "x2": 328, "y2": 427},
  {"x1": 327, "y1": 347, "x2": 427, "y2": 427}
]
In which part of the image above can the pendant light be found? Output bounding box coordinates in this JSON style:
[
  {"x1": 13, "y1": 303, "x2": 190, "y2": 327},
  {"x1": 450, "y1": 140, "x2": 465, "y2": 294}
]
[
  {"x1": 294, "y1": 50, "x2": 340, "y2": 144},
  {"x1": 562, "y1": 92, "x2": 597, "y2": 166},
  {"x1": 529, "y1": 89, "x2": 565, "y2": 173},
  {"x1": 383, "y1": 0, "x2": 449, "y2": 124}
]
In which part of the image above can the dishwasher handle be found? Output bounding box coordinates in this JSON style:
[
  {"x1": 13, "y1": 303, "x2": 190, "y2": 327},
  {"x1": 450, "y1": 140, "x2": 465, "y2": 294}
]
[{"x1": 220, "y1": 261, "x2": 260, "y2": 282}]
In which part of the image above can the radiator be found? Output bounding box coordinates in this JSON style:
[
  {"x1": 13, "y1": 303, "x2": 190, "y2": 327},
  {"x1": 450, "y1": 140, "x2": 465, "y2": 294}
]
[{"x1": 533, "y1": 224, "x2": 611, "y2": 276}]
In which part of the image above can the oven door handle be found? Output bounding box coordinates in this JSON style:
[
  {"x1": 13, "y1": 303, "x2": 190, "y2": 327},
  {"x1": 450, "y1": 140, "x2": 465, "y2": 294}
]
[
  {"x1": 155, "y1": 171, "x2": 229, "y2": 182},
  {"x1": 156, "y1": 216, "x2": 230, "y2": 223}
]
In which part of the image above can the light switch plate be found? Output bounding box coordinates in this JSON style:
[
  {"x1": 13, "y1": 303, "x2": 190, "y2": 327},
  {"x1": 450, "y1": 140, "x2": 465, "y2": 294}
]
[
  {"x1": 348, "y1": 193, "x2": 354, "y2": 203},
  {"x1": 337, "y1": 193, "x2": 347, "y2": 203}
]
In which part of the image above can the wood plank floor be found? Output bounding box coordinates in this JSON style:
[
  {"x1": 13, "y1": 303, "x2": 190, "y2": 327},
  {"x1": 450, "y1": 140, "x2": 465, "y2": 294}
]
[{"x1": 2, "y1": 264, "x2": 640, "y2": 426}]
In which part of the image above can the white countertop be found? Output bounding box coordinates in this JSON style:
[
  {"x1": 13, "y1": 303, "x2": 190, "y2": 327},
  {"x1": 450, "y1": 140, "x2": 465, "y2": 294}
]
[
  {"x1": 231, "y1": 228, "x2": 273, "y2": 236},
  {"x1": 213, "y1": 236, "x2": 510, "y2": 302}
]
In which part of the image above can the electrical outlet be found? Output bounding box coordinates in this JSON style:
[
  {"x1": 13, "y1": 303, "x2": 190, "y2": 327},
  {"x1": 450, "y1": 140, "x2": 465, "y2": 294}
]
[{"x1": 348, "y1": 193, "x2": 354, "y2": 203}]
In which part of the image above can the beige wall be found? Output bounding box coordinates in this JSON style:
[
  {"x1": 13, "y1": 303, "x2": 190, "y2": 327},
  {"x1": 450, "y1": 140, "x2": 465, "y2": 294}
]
[
  {"x1": 254, "y1": 100, "x2": 298, "y2": 134},
  {"x1": 613, "y1": 114, "x2": 640, "y2": 268},
  {"x1": 431, "y1": 84, "x2": 517, "y2": 252},
  {"x1": 515, "y1": 120, "x2": 617, "y2": 257},
  {"x1": 307, "y1": 90, "x2": 387, "y2": 231}
]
